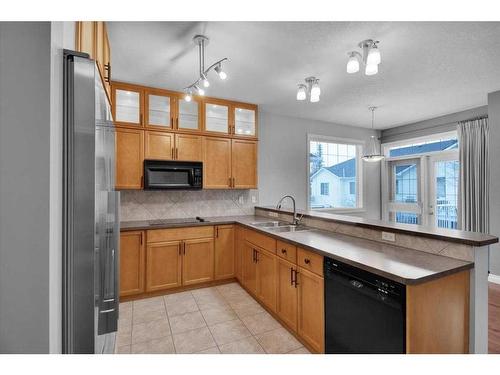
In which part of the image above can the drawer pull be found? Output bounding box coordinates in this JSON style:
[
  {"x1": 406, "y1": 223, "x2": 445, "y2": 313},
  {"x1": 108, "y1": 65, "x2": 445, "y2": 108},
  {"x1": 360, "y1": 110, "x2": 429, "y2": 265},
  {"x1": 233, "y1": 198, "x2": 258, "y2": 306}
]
[
  {"x1": 304, "y1": 258, "x2": 311, "y2": 265},
  {"x1": 281, "y1": 248, "x2": 287, "y2": 254}
]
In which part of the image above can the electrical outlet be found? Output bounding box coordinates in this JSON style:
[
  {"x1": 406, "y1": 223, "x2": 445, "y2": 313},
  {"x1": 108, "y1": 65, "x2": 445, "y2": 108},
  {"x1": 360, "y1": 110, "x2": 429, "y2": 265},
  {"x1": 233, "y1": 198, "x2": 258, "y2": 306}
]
[
  {"x1": 269, "y1": 212, "x2": 279, "y2": 218},
  {"x1": 381, "y1": 231, "x2": 396, "y2": 242},
  {"x1": 251, "y1": 195, "x2": 257, "y2": 203},
  {"x1": 238, "y1": 195, "x2": 244, "y2": 204}
]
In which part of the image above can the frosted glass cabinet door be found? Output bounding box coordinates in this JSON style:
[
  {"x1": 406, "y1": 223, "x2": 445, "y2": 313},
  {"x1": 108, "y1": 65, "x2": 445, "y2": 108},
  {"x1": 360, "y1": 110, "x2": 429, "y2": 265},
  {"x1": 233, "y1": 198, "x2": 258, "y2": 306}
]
[
  {"x1": 205, "y1": 103, "x2": 229, "y2": 134},
  {"x1": 178, "y1": 99, "x2": 200, "y2": 131},
  {"x1": 147, "y1": 94, "x2": 171, "y2": 128},
  {"x1": 115, "y1": 89, "x2": 141, "y2": 125},
  {"x1": 234, "y1": 107, "x2": 256, "y2": 136}
]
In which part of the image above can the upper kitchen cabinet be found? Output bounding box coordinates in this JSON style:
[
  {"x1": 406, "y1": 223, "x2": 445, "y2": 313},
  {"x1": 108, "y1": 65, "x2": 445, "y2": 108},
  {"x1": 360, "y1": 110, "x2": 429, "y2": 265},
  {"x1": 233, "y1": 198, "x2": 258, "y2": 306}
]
[
  {"x1": 177, "y1": 95, "x2": 202, "y2": 132},
  {"x1": 232, "y1": 139, "x2": 258, "y2": 189},
  {"x1": 116, "y1": 127, "x2": 144, "y2": 190},
  {"x1": 145, "y1": 89, "x2": 176, "y2": 130},
  {"x1": 203, "y1": 137, "x2": 232, "y2": 189},
  {"x1": 233, "y1": 103, "x2": 258, "y2": 138},
  {"x1": 75, "y1": 21, "x2": 112, "y2": 102},
  {"x1": 112, "y1": 83, "x2": 144, "y2": 127},
  {"x1": 204, "y1": 99, "x2": 230, "y2": 135}
]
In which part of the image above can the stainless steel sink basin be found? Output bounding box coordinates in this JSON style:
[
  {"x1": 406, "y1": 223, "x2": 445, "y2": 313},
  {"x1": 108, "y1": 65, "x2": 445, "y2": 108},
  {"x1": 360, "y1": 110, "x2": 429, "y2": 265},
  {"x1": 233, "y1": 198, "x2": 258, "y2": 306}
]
[
  {"x1": 250, "y1": 221, "x2": 288, "y2": 227},
  {"x1": 264, "y1": 225, "x2": 311, "y2": 233}
]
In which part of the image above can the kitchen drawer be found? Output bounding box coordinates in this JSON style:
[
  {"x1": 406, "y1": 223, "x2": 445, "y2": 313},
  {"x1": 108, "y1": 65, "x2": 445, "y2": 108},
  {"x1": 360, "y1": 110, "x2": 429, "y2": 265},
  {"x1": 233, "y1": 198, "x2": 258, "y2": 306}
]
[
  {"x1": 245, "y1": 228, "x2": 276, "y2": 254},
  {"x1": 277, "y1": 240, "x2": 297, "y2": 263},
  {"x1": 147, "y1": 226, "x2": 214, "y2": 243},
  {"x1": 297, "y1": 247, "x2": 323, "y2": 277}
]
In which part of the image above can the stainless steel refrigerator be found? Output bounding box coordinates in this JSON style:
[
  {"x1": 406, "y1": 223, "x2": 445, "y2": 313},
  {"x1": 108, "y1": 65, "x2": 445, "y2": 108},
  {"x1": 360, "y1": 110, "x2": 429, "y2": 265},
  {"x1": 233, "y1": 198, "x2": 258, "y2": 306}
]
[{"x1": 62, "y1": 50, "x2": 119, "y2": 354}]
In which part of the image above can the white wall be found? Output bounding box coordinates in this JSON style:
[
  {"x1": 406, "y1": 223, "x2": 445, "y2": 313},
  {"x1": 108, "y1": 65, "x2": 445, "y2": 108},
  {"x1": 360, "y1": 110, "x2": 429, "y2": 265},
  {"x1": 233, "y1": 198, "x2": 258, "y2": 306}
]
[
  {"x1": 258, "y1": 111, "x2": 381, "y2": 219},
  {"x1": 0, "y1": 21, "x2": 74, "y2": 354},
  {"x1": 488, "y1": 91, "x2": 500, "y2": 276}
]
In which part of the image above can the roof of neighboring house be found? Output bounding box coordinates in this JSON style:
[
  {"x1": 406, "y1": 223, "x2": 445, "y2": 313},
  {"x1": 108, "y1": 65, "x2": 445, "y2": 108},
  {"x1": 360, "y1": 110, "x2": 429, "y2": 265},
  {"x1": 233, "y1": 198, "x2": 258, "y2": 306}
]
[
  {"x1": 309, "y1": 158, "x2": 356, "y2": 179},
  {"x1": 389, "y1": 139, "x2": 458, "y2": 157}
]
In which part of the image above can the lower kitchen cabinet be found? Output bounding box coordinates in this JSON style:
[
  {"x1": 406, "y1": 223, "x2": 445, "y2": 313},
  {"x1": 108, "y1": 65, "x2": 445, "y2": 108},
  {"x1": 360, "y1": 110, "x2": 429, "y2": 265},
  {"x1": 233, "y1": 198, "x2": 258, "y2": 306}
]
[
  {"x1": 116, "y1": 127, "x2": 144, "y2": 190},
  {"x1": 235, "y1": 225, "x2": 245, "y2": 280},
  {"x1": 255, "y1": 247, "x2": 277, "y2": 312},
  {"x1": 214, "y1": 225, "x2": 235, "y2": 280},
  {"x1": 145, "y1": 240, "x2": 182, "y2": 292},
  {"x1": 182, "y1": 237, "x2": 215, "y2": 285},
  {"x1": 297, "y1": 267, "x2": 324, "y2": 353},
  {"x1": 119, "y1": 231, "x2": 145, "y2": 297},
  {"x1": 276, "y1": 258, "x2": 298, "y2": 331}
]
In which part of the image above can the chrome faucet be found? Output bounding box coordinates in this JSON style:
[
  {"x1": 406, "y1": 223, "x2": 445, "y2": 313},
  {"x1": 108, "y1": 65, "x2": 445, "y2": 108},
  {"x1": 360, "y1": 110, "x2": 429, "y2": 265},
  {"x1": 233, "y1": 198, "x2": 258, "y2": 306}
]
[{"x1": 276, "y1": 195, "x2": 303, "y2": 225}]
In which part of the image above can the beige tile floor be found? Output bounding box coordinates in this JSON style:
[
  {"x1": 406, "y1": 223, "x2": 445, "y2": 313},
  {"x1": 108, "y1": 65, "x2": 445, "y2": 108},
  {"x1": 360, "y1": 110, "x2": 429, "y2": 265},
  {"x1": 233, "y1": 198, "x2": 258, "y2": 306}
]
[{"x1": 115, "y1": 282, "x2": 311, "y2": 354}]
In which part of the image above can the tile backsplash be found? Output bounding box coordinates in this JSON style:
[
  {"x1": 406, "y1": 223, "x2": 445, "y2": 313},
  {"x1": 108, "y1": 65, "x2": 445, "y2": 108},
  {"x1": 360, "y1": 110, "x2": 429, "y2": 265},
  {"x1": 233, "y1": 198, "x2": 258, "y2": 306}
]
[{"x1": 120, "y1": 190, "x2": 259, "y2": 222}]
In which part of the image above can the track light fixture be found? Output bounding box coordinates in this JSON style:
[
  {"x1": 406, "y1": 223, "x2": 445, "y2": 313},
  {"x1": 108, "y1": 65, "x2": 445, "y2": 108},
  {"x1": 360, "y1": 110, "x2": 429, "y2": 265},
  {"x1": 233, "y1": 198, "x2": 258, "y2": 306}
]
[
  {"x1": 183, "y1": 35, "x2": 228, "y2": 101},
  {"x1": 346, "y1": 39, "x2": 381, "y2": 76},
  {"x1": 296, "y1": 77, "x2": 321, "y2": 103}
]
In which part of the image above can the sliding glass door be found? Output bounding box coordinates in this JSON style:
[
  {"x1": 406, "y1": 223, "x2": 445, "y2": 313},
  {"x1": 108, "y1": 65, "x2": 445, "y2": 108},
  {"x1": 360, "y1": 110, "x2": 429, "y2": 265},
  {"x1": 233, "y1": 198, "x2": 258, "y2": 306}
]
[{"x1": 429, "y1": 154, "x2": 460, "y2": 229}]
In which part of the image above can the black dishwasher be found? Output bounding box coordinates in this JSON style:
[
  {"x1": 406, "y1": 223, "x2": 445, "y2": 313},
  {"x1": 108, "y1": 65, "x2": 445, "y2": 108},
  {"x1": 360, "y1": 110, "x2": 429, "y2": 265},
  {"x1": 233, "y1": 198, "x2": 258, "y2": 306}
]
[{"x1": 324, "y1": 257, "x2": 406, "y2": 353}]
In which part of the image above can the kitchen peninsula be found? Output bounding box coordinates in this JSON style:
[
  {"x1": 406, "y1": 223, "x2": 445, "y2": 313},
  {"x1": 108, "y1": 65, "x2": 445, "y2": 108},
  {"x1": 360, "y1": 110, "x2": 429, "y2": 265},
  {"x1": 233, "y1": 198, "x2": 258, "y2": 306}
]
[{"x1": 119, "y1": 206, "x2": 497, "y2": 354}]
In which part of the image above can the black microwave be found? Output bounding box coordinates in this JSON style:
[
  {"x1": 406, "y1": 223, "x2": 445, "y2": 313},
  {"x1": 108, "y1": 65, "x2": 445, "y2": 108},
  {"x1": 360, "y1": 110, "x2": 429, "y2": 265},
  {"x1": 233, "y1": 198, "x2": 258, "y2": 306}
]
[{"x1": 144, "y1": 160, "x2": 203, "y2": 190}]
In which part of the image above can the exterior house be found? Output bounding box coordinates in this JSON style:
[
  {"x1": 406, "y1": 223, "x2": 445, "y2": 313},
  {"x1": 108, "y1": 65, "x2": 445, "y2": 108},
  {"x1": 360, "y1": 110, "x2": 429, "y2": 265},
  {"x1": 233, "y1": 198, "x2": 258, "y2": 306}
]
[{"x1": 310, "y1": 158, "x2": 356, "y2": 208}]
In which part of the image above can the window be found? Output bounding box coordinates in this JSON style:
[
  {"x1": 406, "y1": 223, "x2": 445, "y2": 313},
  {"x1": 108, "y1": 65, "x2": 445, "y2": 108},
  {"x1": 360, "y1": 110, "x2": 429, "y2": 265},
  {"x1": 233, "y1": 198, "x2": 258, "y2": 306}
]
[
  {"x1": 382, "y1": 131, "x2": 460, "y2": 229},
  {"x1": 320, "y1": 183, "x2": 329, "y2": 195},
  {"x1": 308, "y1": 135, "x2": 362, "y2": 210}
]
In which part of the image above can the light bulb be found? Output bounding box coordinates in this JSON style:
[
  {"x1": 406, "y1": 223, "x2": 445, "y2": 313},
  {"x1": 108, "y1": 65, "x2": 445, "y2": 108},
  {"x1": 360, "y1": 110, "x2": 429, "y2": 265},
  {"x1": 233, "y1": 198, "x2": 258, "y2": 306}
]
[
  {"x1": 201, "y1": 74, "x2": 210, "y2": 88},
  {"x1": 367, "y1": 45, "x2": 381, "y2": 66},
  {"x1": 346, "y1": 53, "x2": 360, "y2": 73},
  {"x1": 310, "y1": 80, "x2": 320, "y2": 97},
  {"x1": 296, "y1": 84, "x2": 307, "y2": 101},
  {"x1": 184, "y1": 92, "x2": 192, "y2": 102},
  {"x1": 215, "y1": 64, "x2": 227, "y2": 80},
  {"x1": 194, "y1": 85, "x2": 204, "y2": 96},
  {"x1": 365, "y1": 63, "x2": 378, "y2": 76},
  {"x1": 311, "y1": 93, "x2": 319, "y2": 103}
]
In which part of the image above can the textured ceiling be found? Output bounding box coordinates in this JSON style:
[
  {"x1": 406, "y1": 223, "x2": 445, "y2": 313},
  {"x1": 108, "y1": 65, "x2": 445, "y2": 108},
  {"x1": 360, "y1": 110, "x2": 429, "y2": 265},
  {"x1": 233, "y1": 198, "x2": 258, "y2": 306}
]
[{"x1": 107, "y1": 21, "x2": 500, "y2": 129}]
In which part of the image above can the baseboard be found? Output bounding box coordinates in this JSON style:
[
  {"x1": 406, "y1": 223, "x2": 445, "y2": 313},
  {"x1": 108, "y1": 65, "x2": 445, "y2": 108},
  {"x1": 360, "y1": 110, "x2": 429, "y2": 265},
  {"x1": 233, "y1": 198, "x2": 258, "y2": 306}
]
[{"x1": 488, "y1": 273, "x2": 500, "y2": 285}]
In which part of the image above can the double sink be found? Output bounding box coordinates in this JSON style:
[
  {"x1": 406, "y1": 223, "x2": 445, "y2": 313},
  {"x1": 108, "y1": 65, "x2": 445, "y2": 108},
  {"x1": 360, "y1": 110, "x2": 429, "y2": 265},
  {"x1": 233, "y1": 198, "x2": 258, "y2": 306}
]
[{"x1": 250, "y1": 220, "x2": 311, "y2": 233}]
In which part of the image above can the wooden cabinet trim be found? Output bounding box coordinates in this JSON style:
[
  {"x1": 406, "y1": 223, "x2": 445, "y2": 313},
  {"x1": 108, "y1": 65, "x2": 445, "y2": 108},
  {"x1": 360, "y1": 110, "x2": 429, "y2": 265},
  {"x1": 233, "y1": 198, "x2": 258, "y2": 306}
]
[
  {"x1": 147, "y1": 226, "x2": 214, "y2": 243},
  {"x1": 111, "y1": 82, "x2": 145, "y2": 128}
]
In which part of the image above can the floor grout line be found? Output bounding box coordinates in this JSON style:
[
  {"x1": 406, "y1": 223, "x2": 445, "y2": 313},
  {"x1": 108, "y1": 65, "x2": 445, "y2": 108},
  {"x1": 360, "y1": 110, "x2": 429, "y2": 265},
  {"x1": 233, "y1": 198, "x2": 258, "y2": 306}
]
[
  {"x1": 191, "y1": 288, "x2": 221, "y2": 353},
  {"x1": 162, "y1": 293, "x2": 176, "y2": 354}
]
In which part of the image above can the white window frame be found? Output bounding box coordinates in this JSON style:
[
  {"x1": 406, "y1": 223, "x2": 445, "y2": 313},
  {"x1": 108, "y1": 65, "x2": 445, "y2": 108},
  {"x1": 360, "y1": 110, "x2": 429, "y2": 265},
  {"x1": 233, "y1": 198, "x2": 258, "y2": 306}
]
[
  {"x1": 307, "y1": 134, "x2": 364, "y2": 212},
  {"x1": 381, "y1": 130, "x2": 459, "y2": 226}
]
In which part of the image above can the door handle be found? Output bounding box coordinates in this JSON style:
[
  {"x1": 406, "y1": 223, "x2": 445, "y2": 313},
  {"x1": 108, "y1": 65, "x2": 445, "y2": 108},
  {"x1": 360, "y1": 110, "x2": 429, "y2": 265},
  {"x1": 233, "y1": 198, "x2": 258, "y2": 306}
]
[
  {"x1": 216, "y1": 226, "x2": 219, "y2": 238},
  {"x1": 183, "y1": 242, "x2": 186, "y2": 255},
  {"x1": 232, "y1": 177, "x2": 235, "y2": 188},
  {"x1": 228, "y1": 177, "x2": 232, "y2": 188},
  {"x1": 255, "y1": 250, "x2": 259, "y2": 263},
  {"x1": 176, "y1": 148, "x2": 178, "y2": 159},
  {"x1": 304, "y1": 258, "x2": 311, "y2": 265},
  {"x1": 171, "y1": 117, "x2": 174, "y2": 127},
  {"x1": 293, "y1": 269, "x2": 299, "y2": 288},
  {"x1": 281, "y1": 248, "x2": 287, "y2": 255},
  {"x1": 179, "y1": 243, "x2": 182, "y2": 255},
  {"x1": 290, "y1": 267, "x2": 294, "y2": 285}
]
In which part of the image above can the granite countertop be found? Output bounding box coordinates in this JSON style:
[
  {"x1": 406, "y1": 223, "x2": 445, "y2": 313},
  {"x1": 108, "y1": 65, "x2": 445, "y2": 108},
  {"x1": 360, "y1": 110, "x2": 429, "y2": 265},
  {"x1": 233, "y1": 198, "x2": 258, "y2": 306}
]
[
  {"x1": 256, "y1": 206, "x2": 498, "y2": 247},
  {"x1": 121, "y1": 215, "x2": 473, "y2": 285}
]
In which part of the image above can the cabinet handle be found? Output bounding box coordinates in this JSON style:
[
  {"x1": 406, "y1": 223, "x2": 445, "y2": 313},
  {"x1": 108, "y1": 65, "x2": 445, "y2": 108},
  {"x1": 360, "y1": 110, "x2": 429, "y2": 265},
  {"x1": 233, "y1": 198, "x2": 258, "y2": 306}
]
[
  {"x1": 228, "y1": 177, "x2": 232, "y2": 188},
  {"x1": 290, "y1": 267, "x2": 294, "y2": 285},
  {"x1": 140, "y1": 233, "x2": 143, "y2": 245},
  {"x1": 176, "y1": 148, "x2": 178, "y2": 159},
  {"x1": 232, "y1": 177, "x2": 235, "y2": 188},
  {"x1": 179, "y1": 243, "x2": 182, "y2": 255},
  {"x1": 183, "y1": 242, "x2": 186, "y2": 255},
  {"x1": 252, "y1": 249, "x2": 256, "y2": 263},
  {"x1": 216, "y1": 227, "x2": 219, "y2": 238},
  {"x1": 281, "y1": 248, "x2": 287, "y2": 255},
  {"x1": 304, "y1": 258, "x2": 311, "y2": 265},
  {"x1": 171, "y1": 117, "x2": 174, "y2": 127},
  {"x1": 294, "y1": 270, "x2": 299, "y2": 288},
  {"x1": 176, "y1": 118, "x2": 179, "y2": 128},
  {"x1": 140, "y1": 113, "x2": 143, "y2": 125},
  {"x1": 104, "y1": 63, "x2": 111, "y2": 82},
  {"x1": 255, "y1": 250, "x2": 259, "y2": 263}
]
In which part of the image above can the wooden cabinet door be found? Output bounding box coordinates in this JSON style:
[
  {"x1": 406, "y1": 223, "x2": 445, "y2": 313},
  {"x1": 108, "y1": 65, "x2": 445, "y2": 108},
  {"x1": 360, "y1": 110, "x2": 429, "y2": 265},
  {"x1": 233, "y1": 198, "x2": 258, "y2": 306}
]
[
  {"x1": 214, "y1": 225, "x2": 235, "y2": 280},
  {"x1": 241, "y1": 241, "x2": 257, "y2": 294},
  {"x1": 145, "y1": 130, "x2": 174, "y2": 160},
  {"x1": 297, "y1": 267, "x2": 324, "y2": 353},
  {"x1": 234, "y1": 226, "x2": 245, "y2": 282},
  {"x1": 146, "y1": 240, "x2": 182, "y2": 292},
  {"x1": 204, "y1": 99, "x2": 230, "y2": 135},
  {"x1": 75, "y1": 21, "x2": 96, "y2": 59},
  {"x1": 112, "y1": 84, "x2": 144, "y2": 127},
  {"x1": 256, "y1": 248, "x2": 277, "y2": 312},
  {"x1": 232, "y1": 139, "x2": 257, "y2": 189},
  {"x1": 233, "y1": 104, "x2": 257, "y2": 138},
  {"x1": 182, "y1": 238, "x2": 214, "y2": 286},
  {"x1": 203, "y1": 137, "x2": 231, "y2": 189},
  {"x1": 120, "y1": 231, "x2": 145, "y2": 297},
  {"x1": 145, "y1": 90, "x2": 175, "y2": 130},
  {"x1": 276, "y1": 258, "x2": 298, "y2": 331},
  {"x1": 175, "y1": 134, "x2": 202, "y2": 161},
  {"x1": 102, "y1": 23, "x2": 111, "y2": 101},
  {"x1": 115, "y1": 127, "x2": 144, "y2": 190}
]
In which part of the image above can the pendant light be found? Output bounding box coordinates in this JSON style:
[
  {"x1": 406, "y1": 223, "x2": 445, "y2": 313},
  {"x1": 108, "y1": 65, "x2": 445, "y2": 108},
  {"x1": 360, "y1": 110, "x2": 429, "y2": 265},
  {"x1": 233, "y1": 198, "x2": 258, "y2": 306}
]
[{"x1": 362, "y1": 106, "x2": 385, "y2": 162}]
